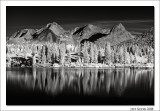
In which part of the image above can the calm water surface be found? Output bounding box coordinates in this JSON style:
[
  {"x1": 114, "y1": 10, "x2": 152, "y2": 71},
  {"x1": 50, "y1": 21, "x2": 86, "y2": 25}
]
[{"x1": 6, "y1": 67, "x2": 154, "y2": 105}]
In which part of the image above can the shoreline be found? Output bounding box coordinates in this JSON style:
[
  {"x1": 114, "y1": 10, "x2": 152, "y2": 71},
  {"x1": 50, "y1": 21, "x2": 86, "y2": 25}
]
[{"x1": 7, "y1": 63, "x2": 154, "y2": 69}]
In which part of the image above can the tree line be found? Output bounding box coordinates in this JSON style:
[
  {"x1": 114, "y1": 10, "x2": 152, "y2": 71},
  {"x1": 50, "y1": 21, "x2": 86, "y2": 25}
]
[{"x1": 6, "y1": 41, "x2": 154, "y2": 67}]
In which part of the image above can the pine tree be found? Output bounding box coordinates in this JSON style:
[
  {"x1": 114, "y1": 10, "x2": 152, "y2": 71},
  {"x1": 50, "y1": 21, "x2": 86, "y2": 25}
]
[
  {"x1": 41, "y1": 45, "x2": 46, "y2": 64},
  {"x1": 90, "y1": 43, "x2": 94, "y2": 63},
  {"x1": 59, "y1": 43, "x2": 66, "y2": 65},
  {"x1": 46, "y1": 45, "x2": 52, "y2": 63},
  {"x1": 151, "y1": 47, "x2": 154, "y2": 63},
  {"x1": 125, "y1": 51, "x2": 130, "y2": 64},
  {"x1": 105, "y1": 42, "x2": 111, "y2": 65},
  {"x1": 55, "y1": 43, "x2": 59, "y2": 61},
  {"x1": 82, "y1": 42, "x2": 90, "y2": 63},
  {"x1": 37, "y1": 44, "x2": 42, "y2": 63},
  {"x1": 119, "y1": 46, "x2": 124, "y2": 64},
  {"x1": 147, "y1": 46, "x2": 153, "y2": 63},
  {"x1": 111, "y1": 49, "x2": 115, "y2": 64},
  {"x1": 50, "y1": 43, "x2": 56, "y2": 63},
  {"x1": 123, "y1": 45, "x2": 129, "y2": 64},
  {"x1": 94, "y1": 44, "x2": 98, "y2": 63},
  {"x1": 113, "y1": 46, "x2": 118, "y2": 63}
]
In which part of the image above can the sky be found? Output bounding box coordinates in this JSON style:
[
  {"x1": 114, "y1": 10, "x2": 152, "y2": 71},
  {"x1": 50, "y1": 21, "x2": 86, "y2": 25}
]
[{"x1": 6, "y1": 6, "x2": 154, "y2": 37}]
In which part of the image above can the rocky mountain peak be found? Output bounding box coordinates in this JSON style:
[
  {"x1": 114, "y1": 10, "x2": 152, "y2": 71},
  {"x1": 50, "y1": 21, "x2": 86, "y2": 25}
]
[
  {"x1": 94, "y1": 23, "x2": 134, "y2": 47},
  {"x1": 46, "y1": 22, "x2": 65, "y2": 36},
  {"x1": 87, "y1": 24, "x2": 94, "y2": 28},
  {"x1": 111, "y1": 23, "x2": 125, "y2": 33},
  {"x1": 118, "y1": 23, "x2": 125, "y2": 28}
]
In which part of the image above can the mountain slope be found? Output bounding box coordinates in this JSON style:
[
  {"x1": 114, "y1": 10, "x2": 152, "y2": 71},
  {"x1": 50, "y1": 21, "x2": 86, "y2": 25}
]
[
  {"x1": 118, "y1": 27, "x2": 154, "y2": 48},
  {"x1": 7, "y1": 22, "x2": 69, "y2": 44},
  {"x1": 7, "y1": 22, "x2": 150, "y2": 49},
  {"x1": 7, "y1": 29, "x2": 36, "y2": 44},
  {"x1": 72, "y1": 24, "x2": 110, "y2": 44},
  {"x1": 95, "y1": 23, "x2": 134, "y2": 47}
]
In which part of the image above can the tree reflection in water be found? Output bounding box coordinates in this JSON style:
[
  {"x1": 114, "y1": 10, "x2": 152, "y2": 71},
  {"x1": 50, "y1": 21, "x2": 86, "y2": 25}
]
[{"x1": 6, "y1": 67, "x2": 154, "y2": 96}]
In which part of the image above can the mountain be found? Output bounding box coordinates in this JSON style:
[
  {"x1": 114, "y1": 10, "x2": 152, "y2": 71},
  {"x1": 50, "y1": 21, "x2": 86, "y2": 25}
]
[
  {"x1": 109, "y1": 23, "x2": 134, "y2": 44},
  {"x1": 72, "y1": 24, "x2": 110, "y2": 44},
  {"x1": 118, "y1": 27, "x2": 154, "y2": 48},
  {"x1": 95, "y1": 23, "x2": 134, "y2": 47},
  {"x1": 31, "y1": 22, "x2": 66, "y2": 44},
  {"x1": 7, "y1": 22, "x2": 71, "y2": 44},
  {"x1": 7, "y1": 29, "x2": 36, "y2": 44},
  {"x1": 7, "y1": 22, "x2": 147, "y2": 48}
]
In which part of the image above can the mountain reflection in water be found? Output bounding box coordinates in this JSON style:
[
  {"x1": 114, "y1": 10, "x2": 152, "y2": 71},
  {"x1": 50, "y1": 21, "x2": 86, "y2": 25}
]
[{"x1": 6, "y1": 67, "x2": 154, "y2": 105}]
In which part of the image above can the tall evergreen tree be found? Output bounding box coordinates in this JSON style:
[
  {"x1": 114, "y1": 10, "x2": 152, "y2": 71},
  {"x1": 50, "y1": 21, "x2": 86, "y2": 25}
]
[
  {"x1": 125, "y1": 51, "x2": 130, "y2": 64},
  {"x1": 113, "y1": 46, "x2": 118, "y2": 63},
  {"x1": 119, "y1": 46, "x2": 124, "y2": 64},
  {"x1": 94, "y1": 44, "x2": 98, "y2": 63},
  {"x1": 111, "y1": 49, "x2": 115, "y2": 64},
  {"x1": 82, "y1": 42, "x2": 90, "y2": 63},
  {"x1": 41, "y1": 45, "x2": 46, "y2": 64},
  {"x1": 147, "y1": 46, "x2": 153, "y2": 63},
  {"x1": 59, "y1": 43, "x2": 66, "y2": 65},
  {"x1": 90, "y1": 43, "x2": 94, "y2": 63},
  {"x1": 105, "y1": 42, "x2": 111, "y2": 65},
  {"x1": 46, "y1": 44, "x2": 52, "y2": 63}
]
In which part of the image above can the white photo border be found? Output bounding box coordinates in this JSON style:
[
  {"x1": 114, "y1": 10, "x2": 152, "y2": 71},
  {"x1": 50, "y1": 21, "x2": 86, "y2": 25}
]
[{"x1": 1, "y1": 0, "x2": 159, "y2": 111}]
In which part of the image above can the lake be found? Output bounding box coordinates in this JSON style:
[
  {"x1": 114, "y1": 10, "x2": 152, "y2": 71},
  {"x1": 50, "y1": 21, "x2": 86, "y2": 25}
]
[{"x1": 6, "y1": 67, "x2": 154, "y2": 105}]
